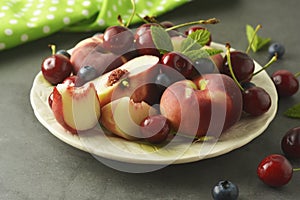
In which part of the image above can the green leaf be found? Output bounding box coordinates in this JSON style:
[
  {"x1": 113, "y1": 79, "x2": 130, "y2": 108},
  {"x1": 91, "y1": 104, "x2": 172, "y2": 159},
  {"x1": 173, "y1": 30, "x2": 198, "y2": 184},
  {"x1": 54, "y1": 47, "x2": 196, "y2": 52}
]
[
  {"x1": 183, "y1": 49, "x2": 209, "y2": 61},
  {"x1": 284, "y1": 103, "x2": 300, "y2": 118},
  {"x1": 204, "y1": 48, "x2": 223, "y2": 56},
  {"x1": 179, "y1": 29, "x2": 222, "y2": 63},
  {"x1": 246, "y1": 24, "x2": 271, "y2": 52},
  {"x1": 180, "y1": 37, "x2": 202, "y2": 53},
  {"x1": 182, "y1": 48, "x2": 223, "y2": 62},
  {"x1": 180, "y1": 29, "x2": 211, "y2": 53},
  {"x1": 188, "y1": 29, "x2": 211, "y2": 46},
  {"x1": 151, "y1": 26, "x2": 173, "y2": 54}
]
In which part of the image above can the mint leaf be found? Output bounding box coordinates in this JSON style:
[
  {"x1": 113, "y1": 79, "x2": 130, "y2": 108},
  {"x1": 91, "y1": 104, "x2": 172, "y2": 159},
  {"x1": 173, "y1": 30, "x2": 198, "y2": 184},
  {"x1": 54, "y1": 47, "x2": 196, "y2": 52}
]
[
  {"x1": 151, "y1": 26, "x2": 173, "y2": 54},
  {"x1": 183, "y1": 48, "x2": 223, "y2": 62},
  {"x1": 180, "y1": 37, "x2": 202, "y2": 53},
  {"x1": 183, "y1": 49, "x2": 210, "y2": 61},
  {"x1": 188, "y1": 29, "x2": 211, "y2": 46},
  {"x1": 284, "y1": 103, "x2": 300, "y2": 118},
  {"x1": 204, "y1": 48, "x2": 223, "y2": 56},
  {"x1": 246, "y1": 24, "x2": 271, "y2": 52},
  {"x1": 180, "y1": 29, "x2": 211, "y2": 53}
]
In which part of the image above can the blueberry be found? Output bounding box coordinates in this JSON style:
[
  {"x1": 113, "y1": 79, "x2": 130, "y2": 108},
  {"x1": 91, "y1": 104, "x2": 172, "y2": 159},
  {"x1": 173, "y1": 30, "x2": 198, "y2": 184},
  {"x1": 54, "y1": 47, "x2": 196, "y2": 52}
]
[
  {"x1": 212, "y1": 180, "x2": 239, "y2": 200},
  {"x1": 155, "y1": 73, "x2": 172, "y2": 87},
  {"x1": 56, "y1": 49, "x2": 71, "y2": 59},
  {"x1": 194, "y1": 58, "x2": 215, "y2": 74},
  {"x1": 77, "y1": 66, "x2": 98, "y2": 84},
  {"x1": 268, "y1": 43, "x2": 285, "y2": 59},
  {"x1": 241, "y1": 81, "x2": 256, "y2": 90}
]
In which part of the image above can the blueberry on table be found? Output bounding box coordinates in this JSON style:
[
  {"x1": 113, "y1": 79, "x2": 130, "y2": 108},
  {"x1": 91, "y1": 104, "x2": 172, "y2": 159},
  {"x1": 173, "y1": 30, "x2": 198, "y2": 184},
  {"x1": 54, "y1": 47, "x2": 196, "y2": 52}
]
[
  {"x1": 268, "y1": 43, "x2": 285, "y2": 58},
  {"x1": 212, "y1": 180, "x2": 239, "y2": 200}
]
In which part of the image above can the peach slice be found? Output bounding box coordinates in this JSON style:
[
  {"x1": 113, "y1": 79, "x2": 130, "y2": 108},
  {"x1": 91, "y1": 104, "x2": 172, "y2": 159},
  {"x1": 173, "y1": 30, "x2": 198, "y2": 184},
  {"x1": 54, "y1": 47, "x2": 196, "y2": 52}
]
[
  {"x1": 91, "y1": 55, "x2": 160, "y2": 107},
  {"x1": 100, "y1": 97, "x2": 158, "y2": 140},
  {"x1": 52, "y1": 82, "x2": 101, "y2": 134}
]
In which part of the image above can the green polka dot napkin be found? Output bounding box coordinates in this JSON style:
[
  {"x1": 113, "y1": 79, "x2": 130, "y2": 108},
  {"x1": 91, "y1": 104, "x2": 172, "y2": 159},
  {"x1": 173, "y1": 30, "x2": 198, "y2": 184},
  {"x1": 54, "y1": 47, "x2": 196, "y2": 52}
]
[{"x1": 0, "y1": 0, "x2": 189, "y2": 51}]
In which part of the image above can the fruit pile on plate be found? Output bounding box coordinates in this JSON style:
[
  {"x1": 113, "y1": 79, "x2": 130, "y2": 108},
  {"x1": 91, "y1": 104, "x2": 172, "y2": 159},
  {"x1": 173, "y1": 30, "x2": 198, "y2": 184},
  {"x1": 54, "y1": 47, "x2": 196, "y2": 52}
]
[{"x1": 41, "y1": 18, "x2": 275, "y2": 144}]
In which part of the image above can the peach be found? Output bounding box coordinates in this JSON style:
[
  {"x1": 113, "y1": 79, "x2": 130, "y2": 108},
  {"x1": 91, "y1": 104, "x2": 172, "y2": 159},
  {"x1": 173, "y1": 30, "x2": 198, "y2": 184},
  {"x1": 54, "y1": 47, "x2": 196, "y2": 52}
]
[
  {"x1": 160, "y1": 74, "x2": 242, "y2": 138},
  {"x1": 70, "y1": 35, "x2": 137, "y2": 75}
]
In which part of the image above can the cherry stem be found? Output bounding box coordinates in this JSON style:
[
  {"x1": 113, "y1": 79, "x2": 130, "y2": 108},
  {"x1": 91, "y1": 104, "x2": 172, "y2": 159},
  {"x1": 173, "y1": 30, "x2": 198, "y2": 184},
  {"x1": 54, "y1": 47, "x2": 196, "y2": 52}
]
[
  {"x1": 48, "y1": 44, "x2": 56, "y2": 55},
  {"x1": 225, "y1": 43, "x2": 244, "y2": 91},
  {"x1": 193, "y1": 136, "x2": 216, "y2": 143},
  {"x1": 251, "y1": 54, "x2": 277, "y2": 77},
  {"x1": 135, "y1": 13, "x2": 152, "y2": 24},
  {"x1": 117, "y1": 15, "x2": 125, "y2": 26},
  {"x1": 294, "y1": 72, "x2": 300, "y2": 78},
  {"x1": 293, "y1": 168, "x2": 300, "y2": 172},
  {"x1": 126, "y1": 0, "x2": 136, "y2": 27},
  {"x1": 165, "y1": 18, "x2": 220, "y2": 32},
  {"x1": 121, "y1": 80, "x2": 130, "y2": 88},
  {"x1": 245, "y1": 24, "x2": 262, "y2": 54}
]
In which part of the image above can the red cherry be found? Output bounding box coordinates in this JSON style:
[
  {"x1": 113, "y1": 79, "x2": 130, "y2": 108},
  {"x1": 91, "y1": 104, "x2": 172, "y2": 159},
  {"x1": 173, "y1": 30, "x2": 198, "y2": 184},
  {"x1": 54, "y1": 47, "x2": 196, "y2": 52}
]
[
  {"x1": 103, "y1": 25, "x2": 134, "y2": 55},
  {"x1": 140, "y1": 115, "x2": 170, "y2": 144},
  {"x1": 41, "y1": 45, "x2": 73, "y2": 85},
  {"x1": 135, "y1": 28, "x2": 160, "y2": 57},
  {"x1": 242, "y1": 86, "x2": 271, "y2": 116},
  {"x1": 160, "y1": 21, "x2": 180, "y2": 37},
  {"x1": 257, "y1": 154, "x2": 293, "y2": 187},
  {"x1": 161, "y1": 52, "x2": 194, "y2": 79},
  {"x1": 222, "y1": 51, "x2": 255, "y2": 83},
  {"x1": 271, "y1": 70, "x2": 299, "y2": 97},
  {"x1": 134, "y1": 23, "x2": 159, "y2": 40},
  {"x1": 281, "y1": 127, "x2": 300, "y2": 158}
]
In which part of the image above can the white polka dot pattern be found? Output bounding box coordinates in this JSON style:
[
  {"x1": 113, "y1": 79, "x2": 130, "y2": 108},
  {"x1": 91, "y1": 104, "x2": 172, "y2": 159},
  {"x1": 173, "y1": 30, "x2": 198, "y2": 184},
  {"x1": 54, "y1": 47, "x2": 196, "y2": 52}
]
[{"x1": 0, "y1": 0, "x2": 189, "y2": 50}]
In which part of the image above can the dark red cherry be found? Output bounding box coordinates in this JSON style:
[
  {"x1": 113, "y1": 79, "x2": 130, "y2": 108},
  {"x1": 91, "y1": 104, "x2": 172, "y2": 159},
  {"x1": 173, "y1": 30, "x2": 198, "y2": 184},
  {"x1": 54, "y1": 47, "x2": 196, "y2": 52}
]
[
  {"x1": 41, "y1": 54, "x2": 73, "y2": 85},
  {"x1": 160, "y1": 21, "x2": 175, "y2": 29},
  {"x1": 103, "y1": 25, "x2": 134, "y2": 54},
  {"x1": 140, "y1": 115, "x2": 170, "y2": 144},
  {"x1": 135, "y1": 27, "x2": 160, "y2": 57},
  {"x1": 257, "y1": 154, "x2": 293, "y2": 187},
  {"x1": 271, "y1": 70, "x2": 299, "y2": 97},
  {"x1": 134, "y1": 23, "x2": 159, "y2": 39},
  {"x1": 161, "y1": 52, "x2": 194, "y2": 79},
  {"x1": 281, "y1": 127, "x2": 300, "y2": 158},
  {"x1": 222, "y1": 51, "x2": 255, "y2": 83},
  {"x1": 242, "y1": 86, "x2": 271, "y2": 116},
  {"x1": 160, "y1": 21, "x2": 180, "y2": 37}
]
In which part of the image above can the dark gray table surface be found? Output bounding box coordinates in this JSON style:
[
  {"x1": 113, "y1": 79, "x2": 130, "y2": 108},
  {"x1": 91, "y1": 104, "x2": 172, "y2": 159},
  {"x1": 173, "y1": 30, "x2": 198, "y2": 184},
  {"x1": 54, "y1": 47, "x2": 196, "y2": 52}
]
[{"x1": 1, "y1": 0, "x2": 300, "y2": 199}]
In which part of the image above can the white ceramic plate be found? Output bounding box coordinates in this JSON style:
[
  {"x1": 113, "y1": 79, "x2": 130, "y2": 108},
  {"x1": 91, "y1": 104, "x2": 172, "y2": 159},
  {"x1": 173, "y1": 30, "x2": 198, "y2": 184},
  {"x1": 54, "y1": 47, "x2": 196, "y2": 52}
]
[{"x1": 30, "y1": 43, "x2": 278, "y2": 165}]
